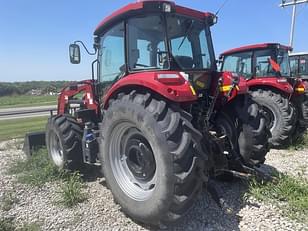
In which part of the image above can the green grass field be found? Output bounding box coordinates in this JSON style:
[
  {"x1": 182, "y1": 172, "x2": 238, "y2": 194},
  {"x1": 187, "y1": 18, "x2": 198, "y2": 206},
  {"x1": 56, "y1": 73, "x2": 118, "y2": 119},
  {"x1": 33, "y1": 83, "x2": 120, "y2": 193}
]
[
  {"x1": 0, "y1": 116, "x2": 48, "y2": 141},
  {"x1": 0, "y1": 95, "x2": 57, "y2": 109}
]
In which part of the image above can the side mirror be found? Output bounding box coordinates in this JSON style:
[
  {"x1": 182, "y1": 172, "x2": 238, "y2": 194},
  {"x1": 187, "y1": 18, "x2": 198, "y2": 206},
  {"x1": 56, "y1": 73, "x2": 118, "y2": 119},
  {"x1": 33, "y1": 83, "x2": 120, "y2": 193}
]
[{"x1": 69, "y1": 44, "x2": 81, "y2": 64}]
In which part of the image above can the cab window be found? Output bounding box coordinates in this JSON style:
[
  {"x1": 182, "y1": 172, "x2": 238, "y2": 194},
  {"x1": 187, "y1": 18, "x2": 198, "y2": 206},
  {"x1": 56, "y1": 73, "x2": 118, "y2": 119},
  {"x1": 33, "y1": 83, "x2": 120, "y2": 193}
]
[
  {"x1": 99, "y1": 22, "x2": 125, "y2": 83},
  {"x1": 222, "y1": 52, "x2": 252, "y2": 78},
  {"x1": 255, "y1": 49, "x2": 275, "y2": 77},
  {"x1": 127, "y1": 15, "x2": 168, "y2": 71}
]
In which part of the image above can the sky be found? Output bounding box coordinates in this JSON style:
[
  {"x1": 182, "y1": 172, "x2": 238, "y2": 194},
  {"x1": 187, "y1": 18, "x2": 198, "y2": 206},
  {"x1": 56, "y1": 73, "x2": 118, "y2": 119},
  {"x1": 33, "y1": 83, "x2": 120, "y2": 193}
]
[{"x1": 0, "y1": 0, "x2": 307, "y2": 82}]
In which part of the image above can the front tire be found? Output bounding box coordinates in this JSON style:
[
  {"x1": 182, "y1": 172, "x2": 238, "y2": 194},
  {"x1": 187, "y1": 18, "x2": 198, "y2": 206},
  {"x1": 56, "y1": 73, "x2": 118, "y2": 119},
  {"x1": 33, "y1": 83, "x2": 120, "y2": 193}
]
[
  {"x1": 214, "y1": 97, "x2": 270, "y2": 166},
  {"x1": 46, "y1": 115, "x2": 83, "y2": 170},
  {"x1": 236, "y1": 99, "x2": 271, "y2": 165},
  {"x1": 99, "y1": 91, "x2": 206, "y2": 226}
]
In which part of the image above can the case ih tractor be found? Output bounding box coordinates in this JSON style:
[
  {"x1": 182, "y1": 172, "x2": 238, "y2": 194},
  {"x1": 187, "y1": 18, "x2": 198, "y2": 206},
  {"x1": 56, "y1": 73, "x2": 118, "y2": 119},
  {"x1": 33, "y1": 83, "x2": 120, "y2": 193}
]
[
  {"x1": 290, "y1": 52, "x2": 308, "y2": 126},
  {"x1": 290, "y1": 52, "x2": 308, "y2": 82},
  {"x1": 44, "y1": 1, "x2": 269, "y2": 226},
  {"x1": 219, "y1": 43, "x2": 308, "y2": 148}
]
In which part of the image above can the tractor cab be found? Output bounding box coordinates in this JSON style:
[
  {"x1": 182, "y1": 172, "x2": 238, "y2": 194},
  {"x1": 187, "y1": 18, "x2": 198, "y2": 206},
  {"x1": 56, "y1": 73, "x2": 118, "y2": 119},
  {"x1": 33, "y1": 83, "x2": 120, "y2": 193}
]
[
  {"x1": 70, "y1": 0, "x2": 220, "y2": 106},
  {"x1": 290, "y1": 52, "x2": 308, "y2": 81},
  {"x1": 219, "y1": 43, "x2": 307, "y2": 96},
  {"x1": 220, "y1": 43, "x2": 292, "y2": 80}
]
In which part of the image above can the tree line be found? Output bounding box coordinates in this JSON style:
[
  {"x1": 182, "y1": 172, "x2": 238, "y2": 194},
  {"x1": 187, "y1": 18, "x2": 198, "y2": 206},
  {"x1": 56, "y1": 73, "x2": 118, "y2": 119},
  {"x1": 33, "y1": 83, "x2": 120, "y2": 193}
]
[{"x1": 0, "y1": 81, "x2": 69, "y2": 97}]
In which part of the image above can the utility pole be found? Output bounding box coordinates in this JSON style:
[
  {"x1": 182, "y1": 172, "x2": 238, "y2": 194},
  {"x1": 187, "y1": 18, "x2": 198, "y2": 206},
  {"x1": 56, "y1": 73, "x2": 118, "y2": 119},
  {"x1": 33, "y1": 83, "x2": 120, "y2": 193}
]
[{"x1": 280, "y1": 0, "x2": 308, "y2": 48}]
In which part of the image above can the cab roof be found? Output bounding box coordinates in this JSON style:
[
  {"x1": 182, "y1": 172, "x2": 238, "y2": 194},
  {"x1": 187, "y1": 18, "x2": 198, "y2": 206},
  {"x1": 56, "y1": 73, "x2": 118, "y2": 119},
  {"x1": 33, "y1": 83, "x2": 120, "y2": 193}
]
[
  {"x1": 289, "y1": 52, "x2": 308, "y2": 57},
  {"x1": 221, "y1": 43, "x2": 292, "y2": 56},
  {"x1": 94, "y1": 0, "x2": 215, "y2": 36}
]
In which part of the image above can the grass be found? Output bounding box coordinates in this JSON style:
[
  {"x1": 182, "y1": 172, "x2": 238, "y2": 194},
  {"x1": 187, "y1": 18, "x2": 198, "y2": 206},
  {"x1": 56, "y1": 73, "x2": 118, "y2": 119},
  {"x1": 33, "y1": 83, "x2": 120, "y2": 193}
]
[
  {"x1": 0, "y1": 116, "x2": 48, "y2": 141},
  {"x1": 57, "y1": 172, "x2": 86, "y2": 207},
  {"x1": 7, "y1": 148, "x2": 87, "y2": 207},
  {"x1": 290, "y1": 131, "x2": 308, "y2": 150},
  {"x1": 17, "y1": 222, "x2": 41, "y2": 231},
  {"x1": 7, "y1": 149, "x2": 62, "y2": 186},
  {"x1": 0, "y1": 95, "x2": 56, "y2": 109},
  {"x1": 0, "y1": 218, "x2": 15, "y2": 231},
  {"x1": 0, "y1": 218, "x2": 40, "y2": 231},
  {"x1": 0, "y1": 191, "x2": 19, "y2": 211},
  {"x1": 246, "y1": 172, "x2": 308, "y2": 223}
]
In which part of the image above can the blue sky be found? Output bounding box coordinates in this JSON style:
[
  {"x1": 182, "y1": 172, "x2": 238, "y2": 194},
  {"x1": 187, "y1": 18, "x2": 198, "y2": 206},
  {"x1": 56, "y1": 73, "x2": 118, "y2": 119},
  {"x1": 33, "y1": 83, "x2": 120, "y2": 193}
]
[{"x1": 0, "y1": 0, "x2": 307, "y2": 82}]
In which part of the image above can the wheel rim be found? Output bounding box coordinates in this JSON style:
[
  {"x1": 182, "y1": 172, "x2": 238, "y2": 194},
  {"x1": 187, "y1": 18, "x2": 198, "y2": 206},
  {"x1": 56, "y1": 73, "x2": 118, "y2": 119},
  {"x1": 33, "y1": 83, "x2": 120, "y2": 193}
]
[
  {"x1": 109, "y1": 121, "x2": 157, "y2": 201},
  {"x1": 215, "y1": 115, "x2": 235, "y2": 152},
  {"x1": 50, "y1": 131, "x2": 65, "y2": 167},
  {"x1": 263, "y1": 107, "x2": 277, "y2": 132}
]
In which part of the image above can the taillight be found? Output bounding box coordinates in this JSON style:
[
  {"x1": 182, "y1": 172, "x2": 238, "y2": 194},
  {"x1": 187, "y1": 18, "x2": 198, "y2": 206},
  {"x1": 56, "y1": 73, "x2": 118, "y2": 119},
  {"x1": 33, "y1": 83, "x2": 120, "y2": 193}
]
[{"x1": 295, "y1": 82, "x2": 305, "y2": 94}]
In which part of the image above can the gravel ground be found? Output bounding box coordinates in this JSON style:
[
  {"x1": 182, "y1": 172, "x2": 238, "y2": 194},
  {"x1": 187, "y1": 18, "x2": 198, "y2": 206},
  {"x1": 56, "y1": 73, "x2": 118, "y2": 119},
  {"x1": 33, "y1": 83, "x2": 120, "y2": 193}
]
[{"x1": 0, "y1": 139, "x2": 307, "y2": 231}]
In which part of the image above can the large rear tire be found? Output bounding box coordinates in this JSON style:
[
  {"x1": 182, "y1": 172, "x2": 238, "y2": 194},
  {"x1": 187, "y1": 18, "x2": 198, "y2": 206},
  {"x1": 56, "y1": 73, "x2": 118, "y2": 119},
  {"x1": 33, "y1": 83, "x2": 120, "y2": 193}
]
[
  {"x1": 301, "y1": 92, "x2": 308, "y2": 124},
  {"x1": 99, "y1": 91, "x2": 206, "y2": 226},
  {"x1": 251, "y1": 89, "x2": 296, "y2": 148},
  {"x1": 46, "y1": 115, "x2": 83, "y2": 170}
]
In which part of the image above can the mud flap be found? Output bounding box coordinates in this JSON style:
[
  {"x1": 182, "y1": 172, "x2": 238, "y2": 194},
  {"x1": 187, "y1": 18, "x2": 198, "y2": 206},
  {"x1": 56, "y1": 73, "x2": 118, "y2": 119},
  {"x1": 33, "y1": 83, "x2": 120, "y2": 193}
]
[{"x1": 23, "y1": 131, "x2": 46, "y2": 157}]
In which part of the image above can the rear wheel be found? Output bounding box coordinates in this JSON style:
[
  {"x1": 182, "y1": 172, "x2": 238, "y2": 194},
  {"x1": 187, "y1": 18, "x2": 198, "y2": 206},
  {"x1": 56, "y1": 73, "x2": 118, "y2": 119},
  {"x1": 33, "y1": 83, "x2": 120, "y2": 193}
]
[
  {"x1": 46, "y1": 115, "x2": 83, "y2": 170},
  {"x1": 99, "y1": 91, "x2": 206, "y2": 226},
  {"x1": 251, "y1": 89, "x2": 296, "y2": 148},
  {"x1": 302, "y1": 92, "x2": 308, "y2": 124}
]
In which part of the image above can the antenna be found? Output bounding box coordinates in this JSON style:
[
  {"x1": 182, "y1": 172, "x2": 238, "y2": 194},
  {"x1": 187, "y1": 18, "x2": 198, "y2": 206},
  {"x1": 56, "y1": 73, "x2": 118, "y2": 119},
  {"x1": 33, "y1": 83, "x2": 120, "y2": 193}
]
[{"x1": 215, "y1": 0, "x2": 230, "y2": 16}]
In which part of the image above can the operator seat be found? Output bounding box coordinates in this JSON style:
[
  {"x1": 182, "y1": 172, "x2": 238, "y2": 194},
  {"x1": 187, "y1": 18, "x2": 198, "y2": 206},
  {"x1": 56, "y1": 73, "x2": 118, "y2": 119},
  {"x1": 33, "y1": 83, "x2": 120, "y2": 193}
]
[{"x1": 174, "y1": 56, "x2": 194, "y2": 69}]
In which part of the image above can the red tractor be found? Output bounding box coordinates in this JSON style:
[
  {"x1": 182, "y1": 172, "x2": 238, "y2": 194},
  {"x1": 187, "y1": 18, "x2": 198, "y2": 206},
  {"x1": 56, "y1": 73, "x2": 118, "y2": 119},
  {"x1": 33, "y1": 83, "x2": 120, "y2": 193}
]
[
  {"x1": 290, "y1": 52, "x2": 308, "y2": 126},
  {"x1": 44, "y1": 1, "x2": 269, "y2": 226},
  {"x1": 290, "y1": 52, "x2": 308, "y2": 82},
  {"x1": 219, "y1": 43, "x2": 308, "y2": 148}
]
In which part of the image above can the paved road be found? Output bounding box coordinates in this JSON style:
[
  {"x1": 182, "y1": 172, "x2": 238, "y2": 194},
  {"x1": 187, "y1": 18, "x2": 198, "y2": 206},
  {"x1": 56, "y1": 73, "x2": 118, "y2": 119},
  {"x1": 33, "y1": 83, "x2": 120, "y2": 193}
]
[{"x1": 0, "y1": 105, "x2": 57, "y2": 120}]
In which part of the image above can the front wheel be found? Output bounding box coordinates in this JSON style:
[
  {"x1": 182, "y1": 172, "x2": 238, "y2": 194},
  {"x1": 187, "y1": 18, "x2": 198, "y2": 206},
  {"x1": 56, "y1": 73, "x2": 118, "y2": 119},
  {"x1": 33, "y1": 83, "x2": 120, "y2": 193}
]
[
  {"x1": 46, "y1": 115, "x2": 83, "y2": 170},
  {"x1": 99, "y1": 91, "x2": 206, "y2": 226},
  {"x1": 236, "y1": 98, "x2": 271, "y2": 165}
]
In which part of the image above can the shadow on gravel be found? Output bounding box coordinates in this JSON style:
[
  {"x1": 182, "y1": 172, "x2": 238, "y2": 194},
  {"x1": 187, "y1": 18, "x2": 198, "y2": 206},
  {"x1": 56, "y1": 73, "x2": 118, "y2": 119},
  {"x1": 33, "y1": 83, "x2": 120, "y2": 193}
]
[
  {"x1": 79, "y1": 164, "x2": 103, "y2": 182},
  {"x1": 158, "y1": 165, "x2": 280, "y2": 231},
  {"x1": 77, "y1": 162, "x2": 279, "y2": 231}
]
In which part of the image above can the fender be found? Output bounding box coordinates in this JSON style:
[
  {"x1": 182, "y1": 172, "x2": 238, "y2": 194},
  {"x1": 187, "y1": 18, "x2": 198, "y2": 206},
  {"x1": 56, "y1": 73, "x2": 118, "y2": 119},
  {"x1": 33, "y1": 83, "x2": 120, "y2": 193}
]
[
  {"x1": 247, "y1": 77, "x2": 293, "y2": 95},
  {"x1": 103, "y1": 71, "x2": 198, "y2": 108},
  {"x1": 213, "y1": 72, "x2": 248, "y2": 104}
]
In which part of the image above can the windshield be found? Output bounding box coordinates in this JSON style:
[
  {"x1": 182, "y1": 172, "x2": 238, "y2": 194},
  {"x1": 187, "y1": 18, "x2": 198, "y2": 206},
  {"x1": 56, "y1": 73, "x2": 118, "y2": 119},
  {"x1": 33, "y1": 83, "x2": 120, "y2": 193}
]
[{"x1": 166, "y1": 14, "x2": 214, "y2": 70}]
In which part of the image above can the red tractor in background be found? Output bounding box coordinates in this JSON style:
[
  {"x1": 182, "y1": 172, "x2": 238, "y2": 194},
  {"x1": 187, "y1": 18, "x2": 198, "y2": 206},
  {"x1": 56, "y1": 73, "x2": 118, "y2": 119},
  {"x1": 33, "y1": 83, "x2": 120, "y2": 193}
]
[
  {"x1": 290, "y1": 52, "x2": 308, "y2": 124},
  {"x1": 44, "y1": 1, "x2": 269, "y2": 226},
  {"x1": 219, "y1": 43, "x2": 308, "y2": 148},
  {"x1": 290, "y1": 52, "x2": 308, "y2": 82}
]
